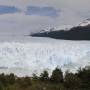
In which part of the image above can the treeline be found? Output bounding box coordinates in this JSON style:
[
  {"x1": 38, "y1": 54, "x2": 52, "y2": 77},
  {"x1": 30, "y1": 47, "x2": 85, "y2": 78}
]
[
  {"x1": 0, "y1": 66, "x2": 90, "y2": 90},
  {"x1": 31, "y1": 24, "x2": 90, "y2": 40}
]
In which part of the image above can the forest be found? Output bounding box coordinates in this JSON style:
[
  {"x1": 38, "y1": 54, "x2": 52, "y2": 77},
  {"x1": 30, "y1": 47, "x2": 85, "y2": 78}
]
[{"x1": 0, "y1": 66, "x2": 90, "y2": 90}]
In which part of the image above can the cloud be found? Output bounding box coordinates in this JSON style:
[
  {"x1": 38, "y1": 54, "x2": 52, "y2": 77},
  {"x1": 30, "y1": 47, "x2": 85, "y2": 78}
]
[
  {"x1": 0, "y1": 5, "x2": 60, "y2": 17},
  {"x1": 0, "y1": 13, "x2": 56, "y2": 35},
  {"x1": 0, "y1": 11, "x2": 83, "y2": 36},
  {"x1": 26, "y1": 6, "x2": 60, "y2": 17},
  {"x1": 0, "y1": 5, "x2": 20, "y2": 14},
  {"x1": 0, "y1": 0, "x2": 89, "y2": 35}
]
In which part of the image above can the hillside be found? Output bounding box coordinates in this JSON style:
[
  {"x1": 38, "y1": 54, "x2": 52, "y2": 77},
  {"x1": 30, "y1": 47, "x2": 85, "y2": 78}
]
[{"x1": 31, "y1": 23, "x2": 90, "y2": 40}]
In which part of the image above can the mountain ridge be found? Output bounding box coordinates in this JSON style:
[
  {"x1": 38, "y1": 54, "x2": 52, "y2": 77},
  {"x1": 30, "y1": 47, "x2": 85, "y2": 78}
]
[{"x1": 31, "y1": 19, "x2": 90, "y2": 40}]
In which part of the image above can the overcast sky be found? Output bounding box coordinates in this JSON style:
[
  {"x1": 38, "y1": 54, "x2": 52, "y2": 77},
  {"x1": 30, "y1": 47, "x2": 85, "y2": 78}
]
[{"x1": 0, "y1": 0, "x2": 90, "y2": 35}]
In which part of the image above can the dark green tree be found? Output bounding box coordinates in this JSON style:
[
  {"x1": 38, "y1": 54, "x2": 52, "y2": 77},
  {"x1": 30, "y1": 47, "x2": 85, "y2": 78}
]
[
  {"x1": 8, "y1": 73, "x2": 15, "y2": 85},
  {"x1": 50, "y1": 68, "x2": 63, "y2": 83},
  {"x1": 40, "y1": 70, "x2": 49, "y2": 81},
  {"x1": 32, "y1": 73, "x2": 38, "y2": 81},
  {"x1": 77, "y1": 66, "x2": 90, "y2": 89},
  {"x1": 64, "y1": 71, "x2": 80, "y2": 89},
  {"x1": 0, "y1": 73, "x2": 7, "y2": 86}
]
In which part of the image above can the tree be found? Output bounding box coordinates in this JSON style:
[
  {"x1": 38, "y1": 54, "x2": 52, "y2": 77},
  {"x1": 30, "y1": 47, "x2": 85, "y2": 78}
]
[
  {"x1": 40, "y1": 70, "x2": 49, "y2": 81},
  {"x1": 8, "y1": 73, "x2": 15, "y2": 85},
  {"x1": 77, "y1": 66, "x2": 90, "y2": 89},
  {"x1": 0, "y1": 73, "x2": 7, "y2": 86},
  {"x1": 64, "y1": 71, "x2": 80, "y2": 89},
  {"x1": 50, "y1": 68, "x2": 63, "y2": 83},
  {"x1": 32, "y1": 73, "x2": 38, "y2": 81}
]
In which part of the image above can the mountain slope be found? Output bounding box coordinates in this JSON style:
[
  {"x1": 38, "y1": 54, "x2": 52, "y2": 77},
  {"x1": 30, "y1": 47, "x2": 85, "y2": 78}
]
[{"x1": 31, "y1": 20, "x2": 90, "y2": 40}]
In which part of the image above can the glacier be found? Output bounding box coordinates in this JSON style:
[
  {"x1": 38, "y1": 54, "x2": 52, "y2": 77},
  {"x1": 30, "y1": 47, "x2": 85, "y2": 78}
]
[{"x1": 0, "y1": 36, "x2": 90, "y2": 76}]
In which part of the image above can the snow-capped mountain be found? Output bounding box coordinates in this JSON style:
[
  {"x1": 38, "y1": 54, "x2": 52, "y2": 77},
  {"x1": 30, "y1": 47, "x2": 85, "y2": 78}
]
[
  {"x1": 31, "y1": 19, "x2": 90, "y2": 40},
  {"x1": 35, "y1": 19, "x2": 90, "y2": 33}
]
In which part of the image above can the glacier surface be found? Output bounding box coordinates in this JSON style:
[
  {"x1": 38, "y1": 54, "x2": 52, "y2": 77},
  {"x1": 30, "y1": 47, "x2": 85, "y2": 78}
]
[{"x1": 0, "y1": 37, "x2": 90, "y2": 76}]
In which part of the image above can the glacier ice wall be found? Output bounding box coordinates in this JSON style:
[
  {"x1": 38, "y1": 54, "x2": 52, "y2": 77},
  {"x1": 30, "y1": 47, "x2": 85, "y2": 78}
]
[{"x1": 0, "y1": 41, "x2": 90, "y2": 76}]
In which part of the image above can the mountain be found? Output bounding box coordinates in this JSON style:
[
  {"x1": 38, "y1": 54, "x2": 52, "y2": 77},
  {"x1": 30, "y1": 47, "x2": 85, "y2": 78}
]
[{"x1": 31, "y1": 19, "x2": 90, "y2": 40}]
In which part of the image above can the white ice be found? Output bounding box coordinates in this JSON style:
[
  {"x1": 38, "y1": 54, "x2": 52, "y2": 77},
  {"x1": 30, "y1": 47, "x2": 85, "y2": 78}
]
[{"x1": 0, "y1": 36, "x2": 90, "y2": 76}]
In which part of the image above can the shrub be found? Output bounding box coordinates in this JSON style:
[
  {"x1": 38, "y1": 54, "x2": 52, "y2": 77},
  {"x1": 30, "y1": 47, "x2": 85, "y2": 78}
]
[{"x1": 17, "y1": 77, "x2": 32, "y2": 88}]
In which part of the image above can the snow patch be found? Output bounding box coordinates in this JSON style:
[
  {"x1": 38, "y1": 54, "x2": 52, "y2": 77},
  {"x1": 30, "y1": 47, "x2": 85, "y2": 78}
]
[{"x1": 79, "y1": 19, "x2": 90, "y2": 26}]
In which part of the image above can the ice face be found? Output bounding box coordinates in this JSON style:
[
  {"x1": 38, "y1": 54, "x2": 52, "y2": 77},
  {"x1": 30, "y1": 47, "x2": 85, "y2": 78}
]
[{"x1": 0, "y1": 39, "x2": 90, "y2": 76}]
